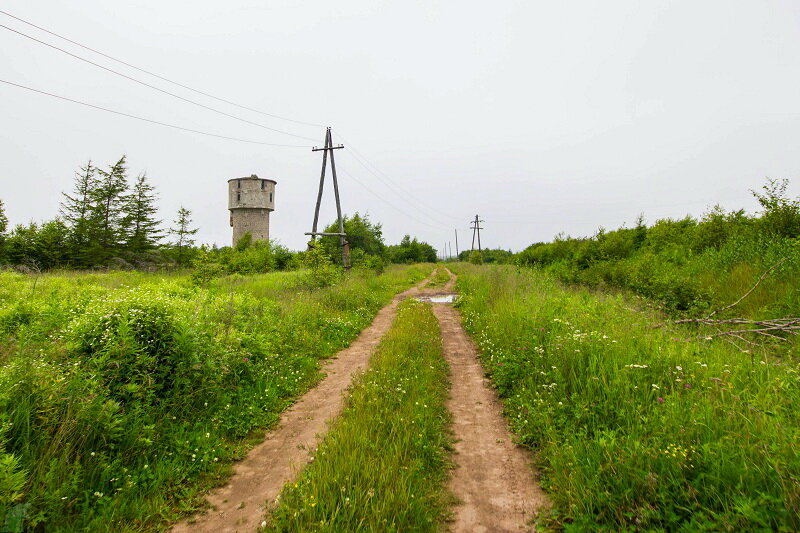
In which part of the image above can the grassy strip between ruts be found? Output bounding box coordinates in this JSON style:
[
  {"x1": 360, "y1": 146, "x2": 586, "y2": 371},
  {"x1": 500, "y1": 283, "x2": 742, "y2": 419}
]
[
  {"x1": 424, "y1": 266, "x2": 451, "y2": 289},
  {"x1": 264, "y1": 299, "x2": 452, "y2": 532},
  {"x1": 453, "y1": 264, "x2": 800, "y2": 531},
  {"x1": 0, "y1": 265, "x2": 431, "y2": 531}
]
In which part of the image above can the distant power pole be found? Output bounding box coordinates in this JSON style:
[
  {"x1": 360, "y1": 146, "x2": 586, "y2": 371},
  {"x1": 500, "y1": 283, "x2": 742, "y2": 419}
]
[
  {"x1": 305, "y1": 127, "x2": 350, "y2": 268},
  {"x1": 448, "y1": 241, "x2": 452, "y2": 260},
  {"x1": 470, "y1": 215, "x2": 484, "y2": 252},
  {"x1": 454, "y1": 229, "x2": 459, "y2": 258}
]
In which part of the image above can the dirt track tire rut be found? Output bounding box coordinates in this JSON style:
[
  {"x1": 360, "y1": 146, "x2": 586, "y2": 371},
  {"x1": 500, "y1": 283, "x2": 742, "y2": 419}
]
[
  {"x1": 171, "y1": 276, "x2": 432, "y2": 533},
  {"x1": 434, "y1": 269, "x2": 549, "y2": 532}
]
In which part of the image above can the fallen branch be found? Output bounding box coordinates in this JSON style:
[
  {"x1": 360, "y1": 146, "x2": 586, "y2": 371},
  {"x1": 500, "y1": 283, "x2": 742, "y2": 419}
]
[
  {"x1": 705, "y1": 258, "x2": 786, "y2": 319},
  {"x1": 672, "y1": 316, "x2": 800, "y2": 343}
]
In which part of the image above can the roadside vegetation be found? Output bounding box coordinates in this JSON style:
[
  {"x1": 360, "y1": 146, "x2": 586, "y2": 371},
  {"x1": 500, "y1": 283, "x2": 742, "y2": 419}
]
[
  {"x1": 266, "y1": 299, "x2": 452, "y2": 532},
  {"x1": 454, "y1": 263, "x2": 799, "y2": 530},
  {"x1": 0, "y1": 264, "x2": 429, "y2": 531},
  {"x1": 517, "y1": 179, "x2": 800, "y2": 316}
]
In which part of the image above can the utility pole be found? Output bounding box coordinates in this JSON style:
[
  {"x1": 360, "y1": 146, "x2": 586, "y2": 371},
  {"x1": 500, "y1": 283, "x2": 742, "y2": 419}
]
[
  {"x1": 305, "y1": 127, "x2": 350, "y2": 268},
  {"x1": 454, "y1": 229, "x2": 459, "y2": 259},
  {"x1": 470, "y1": 215, "x2": 484, "y2": 253},
  {"x1": 448, "y1": 241, "x2": 452, "y2": 260}
]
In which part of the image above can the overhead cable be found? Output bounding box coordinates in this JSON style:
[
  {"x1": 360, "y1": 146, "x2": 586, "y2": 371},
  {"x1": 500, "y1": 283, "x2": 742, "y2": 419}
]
[
  {"x1": 0, "y1": 78, "x2": 312, "y2": 147},
  {"x1": 0, "y1": 9, "x2": 325, "y2": 128},
  {"x1": 0, "y1": 23, "x2": 319, "y2": 142},
  {"x1": 334, "y1": 129, "x2": 466, "y2": 223},
  {"x1": 338, "y1": 149, "x2": 460, "y2": 228},
  {"x1": 337, "y1": 166, "x2": 451, "y2": 230}
]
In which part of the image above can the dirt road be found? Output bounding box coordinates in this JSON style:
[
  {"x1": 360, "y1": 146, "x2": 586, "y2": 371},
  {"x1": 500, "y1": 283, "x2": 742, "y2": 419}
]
[
  {"x1": 173, "y1": 268, "x2": 548, "y2": 532},
  {"x1": 433, "y1": 269, "x2": 549, "y2": 532},
  {"x1": 172, "y1": 275, "x2": 432, "y2": 533}
]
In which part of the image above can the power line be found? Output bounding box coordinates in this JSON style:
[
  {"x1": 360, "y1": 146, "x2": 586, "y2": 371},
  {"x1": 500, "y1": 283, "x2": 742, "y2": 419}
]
[
  {"x1": 0, "y1": 78, "x2": 313, "y2": 147},
  {"x1": 337, "y1": 149, "x2": 460, "y2": 228},
  {"x1": 0, "y1": 9, "x2": 324, "y2": 128},
  {"x1": 334, "y1": 129, "x2": 466, "y2": 223},
  {"x1": 0, "y1": 23, "x2": 319, "y2": 142},
  {"x1": 336, "y1": 166, "x2": 451, "y2": 230}
]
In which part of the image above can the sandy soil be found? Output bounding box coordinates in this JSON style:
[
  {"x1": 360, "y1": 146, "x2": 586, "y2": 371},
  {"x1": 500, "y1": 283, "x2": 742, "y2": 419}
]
[
  {"x1": 171, "y1": 275, "x2": 432, "y2": 533},
  {"x1": 433, "y1": 270, "x2": 550, "y2": 532}
]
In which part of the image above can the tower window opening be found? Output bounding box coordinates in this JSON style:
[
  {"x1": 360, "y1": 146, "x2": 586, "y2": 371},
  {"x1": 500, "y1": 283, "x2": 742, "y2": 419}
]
[
  {"x1": 261, "y1": 180, "x2": 265, "y2": 190},
  {"x1": 270, "y1": 192, "x2": 273, "y2": 202},
  {"x1": 237, "y1": 192, "x2": 241, "y2": 201},
  {"x1": 237, "y1": 180, "x2": 241, "y2": 189}
]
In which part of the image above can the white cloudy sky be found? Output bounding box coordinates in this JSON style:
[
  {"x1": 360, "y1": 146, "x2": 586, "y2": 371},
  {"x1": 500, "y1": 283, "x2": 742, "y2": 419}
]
[{"x1": 1, "y1": 1, "x2": 799, "y2": 253}]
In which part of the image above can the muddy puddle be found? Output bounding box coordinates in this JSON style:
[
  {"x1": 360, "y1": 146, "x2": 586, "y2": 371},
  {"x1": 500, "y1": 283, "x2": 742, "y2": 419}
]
[{"x1": 416, "y1": 294, "x2": 457, "y2": 304}]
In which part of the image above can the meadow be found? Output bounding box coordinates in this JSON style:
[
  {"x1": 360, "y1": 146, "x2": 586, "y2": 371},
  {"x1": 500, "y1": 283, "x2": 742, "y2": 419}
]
[
  {"x1": 0, "y1": 265, "x2": 429, "y2": 531},
  {"x1": 453, "y1": 263, "x2": 799, "y2": 530}
]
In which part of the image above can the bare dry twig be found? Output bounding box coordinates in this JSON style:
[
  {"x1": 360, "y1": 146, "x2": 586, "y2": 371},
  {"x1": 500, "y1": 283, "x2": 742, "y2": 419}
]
[{"x1": 705, "y1": 258, "x2": 786, "y2": 319}]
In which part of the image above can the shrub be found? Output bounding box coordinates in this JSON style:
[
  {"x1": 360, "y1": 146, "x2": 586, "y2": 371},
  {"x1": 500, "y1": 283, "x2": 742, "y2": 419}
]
[
  {"x1": 301, "y1": 241, "x2": 342, "y2": 288},
  {"x1": 67, "y1": 293, "x2": 198, "y2": 403}
]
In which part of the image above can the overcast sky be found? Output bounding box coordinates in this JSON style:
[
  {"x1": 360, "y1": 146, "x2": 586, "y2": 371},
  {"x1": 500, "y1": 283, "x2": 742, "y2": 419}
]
[{"x1": 1, "y1": 1, "x2": 799, "y2": 253}]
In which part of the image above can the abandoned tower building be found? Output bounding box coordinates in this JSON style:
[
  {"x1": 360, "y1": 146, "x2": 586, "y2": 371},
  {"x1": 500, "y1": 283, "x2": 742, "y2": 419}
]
[{"x1": 228, "y1": 174, "x2": 276, "y2": 245}]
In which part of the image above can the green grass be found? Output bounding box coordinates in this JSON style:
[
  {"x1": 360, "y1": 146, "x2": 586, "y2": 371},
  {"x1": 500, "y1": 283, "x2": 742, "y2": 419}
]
[
  {"x1": 452, "y1": 264, "x2": 800, "y2": 531},
  {"x1": 424, "y1": 266, "x2": 451, "y2": 289},
  {"x1": 265, "y1": 299, "x2": 452, "y2": 532},
  {"x1": 0, "y1": 265, "x2": 430, "y2": 531}
]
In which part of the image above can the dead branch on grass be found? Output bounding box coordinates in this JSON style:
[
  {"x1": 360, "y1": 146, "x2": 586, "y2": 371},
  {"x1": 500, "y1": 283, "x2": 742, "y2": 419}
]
[
  {"x1": 705, "y1": 258, "x2": 786, "y2": 319},
  {"x1": 657, "y1": 259, "x2": 799, "y2": 349},
  {"x1": 673, "y1": 317, "x2": 800, "y2": 342}
]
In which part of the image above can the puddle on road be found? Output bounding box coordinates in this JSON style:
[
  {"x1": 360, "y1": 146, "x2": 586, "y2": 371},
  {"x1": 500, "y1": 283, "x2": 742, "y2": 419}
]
[{"x1": 416, "y1": 294, "x2": 457, "y2": 304}]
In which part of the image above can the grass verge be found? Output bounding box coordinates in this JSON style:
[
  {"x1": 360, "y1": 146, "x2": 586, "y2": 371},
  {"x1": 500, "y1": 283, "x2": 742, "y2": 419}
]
[
  {"x1": 265, "y1": 299, "x2": 451, "y2": 532},
  {"x1": 453, "y1": 264, "x2": 800, "y2": 531},
  {"x1": 0, "y1": 265, "x2": 430, "y2": 531}
]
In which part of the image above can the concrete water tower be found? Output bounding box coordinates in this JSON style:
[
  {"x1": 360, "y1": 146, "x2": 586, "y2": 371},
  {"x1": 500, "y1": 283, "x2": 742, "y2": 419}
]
[{"x1": 228, "y1": 174, "x2": 276, "y2": 245}]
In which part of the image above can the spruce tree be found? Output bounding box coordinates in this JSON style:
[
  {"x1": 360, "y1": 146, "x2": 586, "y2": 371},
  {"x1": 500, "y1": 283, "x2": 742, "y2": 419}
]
[
  {"x1": 60, "y1": 160, "x2": 98, "y2": 265},
  {"x1": 169, "y1": 206, "x2": 198, "y2": 266},
  {"x1": 123, "y1": 173, "x2": 162, "y2": 254},
  {"x1": 87, "y1": 156, "x2": 128, "y2": 263}
]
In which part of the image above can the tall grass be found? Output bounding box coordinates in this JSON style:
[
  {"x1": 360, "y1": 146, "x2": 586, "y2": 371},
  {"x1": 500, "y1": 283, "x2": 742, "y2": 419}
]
[
  {"x1": 0, "y1": 265, "x2": 429, "y2": 531},
  {"x1": 453, "y1": 264, "x2": 800, "y2": 531},
  {"x1": 266, "y1": 299, "x2": 452, "y2": 532}
]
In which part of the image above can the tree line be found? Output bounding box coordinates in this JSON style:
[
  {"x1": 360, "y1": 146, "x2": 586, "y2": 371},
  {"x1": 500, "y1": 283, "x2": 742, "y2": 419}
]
[
  {"x1": 0, "y1": 156, "x2": 198, "y2": 269},
  {"x1": 0, "y1": 157, "x2": 442, "y2": 272}
]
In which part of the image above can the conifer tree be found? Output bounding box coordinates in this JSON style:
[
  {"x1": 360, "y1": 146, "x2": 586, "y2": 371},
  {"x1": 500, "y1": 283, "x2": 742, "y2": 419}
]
[
  {"x1": 170, "y1": 206, "x2": 198, "y2": 266},
  {"x1": 87, "y1": 156, "x2": 128, "y2": 262},
  {"x1": 60, "y1": 160, "x2": 98, "y2": 265},
  {"x1": 123, "y1": 173, "x2": 162, "y2": 254}
]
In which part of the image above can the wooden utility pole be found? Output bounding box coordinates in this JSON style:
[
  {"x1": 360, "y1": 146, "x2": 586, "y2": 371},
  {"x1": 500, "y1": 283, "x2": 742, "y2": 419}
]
[
  {"x1": 470, "y1": 215, "x2": 484, "y2": 252},
  {"x1": 454, "y1": 229, "x2": 459, "y2": 259},
  {"x1": 305, "y1": 127, "x2": 350, "y2": 268}
]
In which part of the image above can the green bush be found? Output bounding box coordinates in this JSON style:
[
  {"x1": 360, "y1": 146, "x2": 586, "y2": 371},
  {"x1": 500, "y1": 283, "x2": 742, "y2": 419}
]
[
  {"x1": 517, "y1": 180, "x2": 800, "y2": 316},
  {"x1": 67, "y1": 294, "x2": 198, "y2": 404}
]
